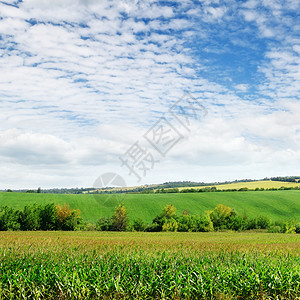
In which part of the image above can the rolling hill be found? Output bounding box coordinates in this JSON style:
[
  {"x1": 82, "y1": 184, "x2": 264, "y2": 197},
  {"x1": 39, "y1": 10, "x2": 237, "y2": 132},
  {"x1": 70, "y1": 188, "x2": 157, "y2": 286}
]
[
  {"x1": 176, "y1": 180, "x2": 300, "y2": 191},
  {"x1": 1, "y1": 190, "x2": 300, "y2": 224}
]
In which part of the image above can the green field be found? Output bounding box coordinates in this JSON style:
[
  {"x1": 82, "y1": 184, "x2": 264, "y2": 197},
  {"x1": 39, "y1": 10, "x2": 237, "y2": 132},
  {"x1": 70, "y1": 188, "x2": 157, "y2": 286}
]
[
  {"x1": 0, "y1": 231, "x2": 300, "y2": 299},
  {"x1": 1, "y1": 190, "x2": 300, "y2": 224}
]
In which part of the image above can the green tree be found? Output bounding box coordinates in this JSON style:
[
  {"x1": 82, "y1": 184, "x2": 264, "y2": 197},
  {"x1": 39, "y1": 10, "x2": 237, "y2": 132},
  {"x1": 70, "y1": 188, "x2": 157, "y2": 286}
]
[
  {"x1": 163, "y1": 204, "x2": 176, "y2": 218},
  {"x1": 162, "y1": 218, "x2": 178, "y2": 232},
  {"x1": 0, "y1": 206, "x2": 20, "y2": 231},
  {"x1": 152, "y1": 204, "x2": 178, "y2": 231},
  {"x1": 39, "y1": 203, "x2": 56, "y2": 230},
  {"x1": 55, "y1": 203, "x2": 81, "y2": 231},
  {"x1": 19, "y1": 205, "x2": 40, "y2": 231},
  {"x1": 112, "y1": 203, "x2": 129, "y2": 231},
  {"x1": 196, "y1": 212, "x2": 214, "y2": 232},
  {"x1": 96, "y1": 217, "x2": 113, "y2": 231},
  {"x1": 210, "y1": 204, "x2": 236, "y2": 230},
  {"x1": 133, "y1": 218, "x2": 146, "y2": 231}
]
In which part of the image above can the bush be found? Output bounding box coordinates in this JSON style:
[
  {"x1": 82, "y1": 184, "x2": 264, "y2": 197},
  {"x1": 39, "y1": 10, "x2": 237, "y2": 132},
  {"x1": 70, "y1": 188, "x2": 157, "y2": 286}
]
[
  {"x1": 151, "y1": 204, "x2": 177, "y2": 231},
  {"x1": 273, "y1": 221, "x2": 296, "y2": 234},
  {"x1": 162, "y1": 218, "x2": 178, "y2": 232},
  {"x1": 195, "y1": 213, "x2": 214, "y2": 232},
  {"x1": 0, "y1": 206, "x2": 20, "y2": 231},
  {"x1": 283, "y1": 222, "x2": 296, "y2": 234},
  {"x1": 133, "y1": 218, "x2": 146, "y2": 231},
  {"x1": 268, "y1": 225, "x2": 282, "y2": 233},
  {"x1": 96, "y1": 217, "x2": 113, "y2": 231},
  {"x1": 85, "y1": 223, "x2": 96, "y2": 231},
  {"x1": 228, "y1": 215, "x2": 248, "y2": 231},
  {"x1": 246, "y1": 216, "x2": 271, "y2": 230},
  {"x1": 256, "y1": 216, "x2": 271, "y2": 229},
  {"x1": 18, "y1": 205, "x2": 40, "y2": 231},
  {"x1": 39, "y1": 203, "x2": 56, "y2": 230},
  {"x1": 177, "y1": 215, "x2": 196, "y2": 232},
  {"x1": 145, "y1": 223, "x2": 161, "y2": 232}
]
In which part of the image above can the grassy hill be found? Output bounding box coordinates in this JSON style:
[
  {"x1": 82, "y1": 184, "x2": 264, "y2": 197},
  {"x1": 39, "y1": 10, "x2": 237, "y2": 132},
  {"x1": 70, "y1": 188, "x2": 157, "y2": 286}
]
[
  {"x1": 176, "y1": 180, "x2": 300, "y2": 191},
  {"x1": 1, "y1": 190, "x2": 300, "y2": 224}
]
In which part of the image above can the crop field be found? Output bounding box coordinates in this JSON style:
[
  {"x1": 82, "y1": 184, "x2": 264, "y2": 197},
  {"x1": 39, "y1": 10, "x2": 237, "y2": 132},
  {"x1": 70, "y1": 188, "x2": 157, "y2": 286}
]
[
  {"x1": 1, "y1": 190, "x2": 300, "y2": 224},
  {"x1": 0, "y1": 231, "x2": 299, "y2": 299},
  {"x1": 177, "y1": 180, "x2": 300, "y2": 191}
]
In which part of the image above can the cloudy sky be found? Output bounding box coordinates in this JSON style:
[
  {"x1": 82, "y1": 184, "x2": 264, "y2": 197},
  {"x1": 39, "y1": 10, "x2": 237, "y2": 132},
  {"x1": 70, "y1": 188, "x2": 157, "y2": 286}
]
[{"x1": 0, "y1": 0, "x2": 299, "y2": 189}]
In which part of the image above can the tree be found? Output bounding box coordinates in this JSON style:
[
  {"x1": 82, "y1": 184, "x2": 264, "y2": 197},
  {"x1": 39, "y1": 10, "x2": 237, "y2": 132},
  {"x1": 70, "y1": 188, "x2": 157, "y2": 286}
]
[
  {"x1": 196, "y1": 212, "x2": 214, "y2": 232},
  {"x1": 39, "y1": 203, "x2": 56, "y2": 230},
  {"x1": 19, "y1": 205, "x2": 40, "y2": 231},
  {"x1": 133, "y1": 218, "x2": 146, "y2": 231},
  {"x1": 162, "y1": 218, "x2": 178, "y2": 232},
  {"x1": 210, "y1": 204, "x2": 236, "y2": 230},
  {"x1": 151, "y1": 204, "x2": 178, "y2": 231},
  {"x1": 37, "y1": 187, "x2": 41, "y2": 193},
  {"x1": 96, "y1": 217, "x2": 113, "y2": 231},
  {"x1": 112, "y1": 203, "x2": 129, "y2": 231},
  {"x1": 163, "y1": 204, "x2": 176, "y2": 218},
  {"x1": 55, "y1": 203, "x2": 81, "y2": 231},
  {"x1": 0, "y1": 206, "x2": 20, "y2": 231}
]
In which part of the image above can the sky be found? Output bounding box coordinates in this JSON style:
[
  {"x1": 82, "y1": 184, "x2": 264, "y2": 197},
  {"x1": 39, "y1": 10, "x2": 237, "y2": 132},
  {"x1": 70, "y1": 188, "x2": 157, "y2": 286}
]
[{"x1": 0, "y1": 0, "x2": 299, "y2": 189}]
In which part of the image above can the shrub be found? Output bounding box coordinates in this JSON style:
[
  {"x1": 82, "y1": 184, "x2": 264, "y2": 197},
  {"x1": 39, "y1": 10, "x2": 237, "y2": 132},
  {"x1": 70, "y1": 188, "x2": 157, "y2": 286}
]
[
  {"x1": 162, "y1": 218, "x2": 178, "y2": 232},
  {"x1": 228, "y1": 215, "x2": 248, "y2": 231},
  {"x1": 133, "y1": 218, "x2": 146, "y2": 231},
  {"x1": 0, "y1": 206, "x2": 20, "y2": 231},
  {"x1": 256, "y1": 216, "x2": 271, "y2": 229},
  {"x1": 273, "y1": 220, "x2": 296, "y2": 234},
  {"x1": 145, "y1": 223, "x2": 161, "y2": 232},
  {"x1": 268, "y1": 225, "x2": 282, "y2": 233},
  {"x1": 18, "y1": 205, "x2": 40, "y2": 231},
  {"x1": 39, "y1": 203, "x2": 57, "y2": 230},
  {"x1": 177, "y1": 215, "x2": 196, "y2": 232},
  {"x1": 96, "y1": 217, "x2": 113, "y2": 231},
  {"x1": 152, "y1": 204, "x2": 177, "y2": 231},
  {"x1": 195, "y1": 213, "x2": 214, "y2": 232},
  {"x1": 85, "y1": 223, "x2": 96, "y2": 231}
]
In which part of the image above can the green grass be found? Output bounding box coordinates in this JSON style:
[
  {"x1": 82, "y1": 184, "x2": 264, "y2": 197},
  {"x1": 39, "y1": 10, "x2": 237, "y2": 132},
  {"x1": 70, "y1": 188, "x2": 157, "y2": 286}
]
[
  {"x1": 1, "y1": 190, "x2": 300, "y2": 223},
  {"x1": 0, "y1": 231, "x2": 300, "y2": 299}
]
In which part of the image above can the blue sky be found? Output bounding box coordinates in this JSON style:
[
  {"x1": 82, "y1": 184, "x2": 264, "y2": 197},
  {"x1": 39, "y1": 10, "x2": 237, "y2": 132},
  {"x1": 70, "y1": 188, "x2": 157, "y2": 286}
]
[{"x1": 0, "y1": 0, "x2": 299, "y2": 189}]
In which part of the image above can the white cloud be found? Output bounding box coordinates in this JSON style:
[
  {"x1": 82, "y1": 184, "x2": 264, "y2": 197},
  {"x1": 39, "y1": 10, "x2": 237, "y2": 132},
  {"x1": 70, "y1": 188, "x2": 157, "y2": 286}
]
[
  {"x1": 0, "y1": 0, "x2": 299, "y2": 188},
  {"x1": 235, "y1": 84, "x2": 249, "y2": 92}
]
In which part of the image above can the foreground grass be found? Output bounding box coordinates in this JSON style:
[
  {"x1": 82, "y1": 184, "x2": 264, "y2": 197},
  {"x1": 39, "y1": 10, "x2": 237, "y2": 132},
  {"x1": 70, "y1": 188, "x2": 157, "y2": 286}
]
[
  {"x1": 1, "y1": 190, "x2": 300, "y2": 223},
  {"x1": 0, "y1": 231, "x2": 300, "y2": 299}
]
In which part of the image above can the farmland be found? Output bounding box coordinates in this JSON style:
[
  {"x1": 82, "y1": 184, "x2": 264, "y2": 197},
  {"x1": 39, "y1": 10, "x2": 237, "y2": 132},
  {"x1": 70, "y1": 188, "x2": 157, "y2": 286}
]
[
  {"x1": 0, "y1": 231, "x2": 299, "y2": 299},
  {"x1": 176, "y1": 180, "x2": 300, "y2": 191},
  {"x1": 1, "y1": 190, "x2": 300, "y2": 224}
]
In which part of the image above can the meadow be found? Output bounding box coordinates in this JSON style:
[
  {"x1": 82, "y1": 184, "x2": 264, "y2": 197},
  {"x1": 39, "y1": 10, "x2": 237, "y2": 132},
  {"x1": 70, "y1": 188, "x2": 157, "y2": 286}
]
[
  {"x1": 1, "y1": 190, "x2": 300, "y2": 224},
  {"x1": 0, "y1": 231, "x2": 299, "y2": 299}
]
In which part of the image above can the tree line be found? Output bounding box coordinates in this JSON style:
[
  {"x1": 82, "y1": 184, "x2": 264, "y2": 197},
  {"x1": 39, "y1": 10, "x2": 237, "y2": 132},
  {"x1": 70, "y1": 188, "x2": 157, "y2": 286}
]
[
  {"x1": 96, "y1": 203, "x2": 300, "y2": 234},
  {"x1": 0, "y1": 203, "x2": 82, "y2": 231},
  {"x1": 152, "y1": 186, "x2": 300, "y2": 194},
  {"x1": 1, "y1": 202, "x2": 299, "y2": 233}
]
